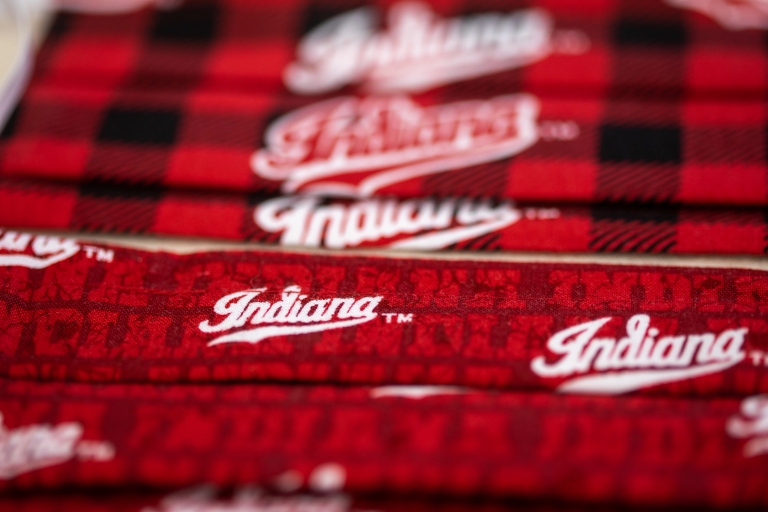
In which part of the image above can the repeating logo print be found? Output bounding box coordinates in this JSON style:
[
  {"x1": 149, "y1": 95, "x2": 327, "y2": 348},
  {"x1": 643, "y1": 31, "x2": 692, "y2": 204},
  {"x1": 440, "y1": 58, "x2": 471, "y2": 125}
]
[
  {"x1": 370, "y1": 386, "x2": 469, "y2": 399},
  {"x1": 726, "y1": 395, "x2": 768, "y2": 457},
  {"x1": 200, "y1": 286, "x2": 383, "y2": 346},
  {"x1": 144, "y1": 487, "x2": 357, "y2": 512},
  {"x1": 284, "y1": 2, "x2": 588, "y2": 94},
  {"x1": 145, "y1": 463, "x2": 355, "y2": 512},
  {"x1": 254, "y1": 196, "x2": 557, "y2": 250},
  {"x1": 0, "y1": 412, "x2": 114, "y2": 479},
  {"x1": 531, "y1": 314, "x2": 748, "y2": 394},
  {"x1": 0, "y1": 230, "x2": 80, "y2": 269},
  {"x1": 251, "y1": 94, "x2": 551, "y2": 197},
  {"x1": 667, "y1": 0, "x2": 768, "y2": 30}
]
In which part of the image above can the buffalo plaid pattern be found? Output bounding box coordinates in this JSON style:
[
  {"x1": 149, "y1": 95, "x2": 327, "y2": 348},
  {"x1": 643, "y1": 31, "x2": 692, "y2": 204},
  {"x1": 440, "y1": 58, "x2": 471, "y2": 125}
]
[
  {"x1": 2, "y1": 238, "x2": 767, "y2": 394},
  {"x1": 0, "y1": 379, "x2": 766, "y2": 506},
  {"x1": 1, "y1": 178, "x2": 767, "y2": 254},
  {"x1": 0, "y1": 0, "x2": 767, "y2": 206}
]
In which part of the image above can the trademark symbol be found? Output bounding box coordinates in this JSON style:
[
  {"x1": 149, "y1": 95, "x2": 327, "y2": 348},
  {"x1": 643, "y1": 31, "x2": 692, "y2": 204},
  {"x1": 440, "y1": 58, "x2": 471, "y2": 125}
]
[
  {"x1": 76, "y1": 440, "x2": 115, "y2": 461},
  {"x1": 82, "y1": 246, "x2": 114, "y2": 263},
  {"x1": 749, "y1": 350, "x2": 768, "y2": 366},
  {"x1": 383, "y1": 313, "x2": 413, "y2": 324},
  {"x1": 524, "y1": 207, "x2": 560, "y2": 220},
  {"x1": 538, "y1": 121, "x2": 580, "y2": 141},
  {"x1": 552, "y1": 29, "x2": 591, "y2": 55}
]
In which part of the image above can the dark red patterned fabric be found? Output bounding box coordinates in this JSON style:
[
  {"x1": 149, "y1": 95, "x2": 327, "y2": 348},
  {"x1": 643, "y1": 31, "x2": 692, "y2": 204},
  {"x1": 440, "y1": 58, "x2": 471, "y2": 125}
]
[
  {"x1": 0, "y1": 489, "x2": 677, "y2": 512},
  {"x1": 1, "y1": 178, "x2": 767, "y2": 255},
  {"x1": 1, "y1": 0, "x2": 767, "y2": 206},
  {"x1": 1, "y1": 235, "x2": 767, "y2": 395},
  {"x1": 1, "y1": 379, "x2": 767, "y2": 507}
]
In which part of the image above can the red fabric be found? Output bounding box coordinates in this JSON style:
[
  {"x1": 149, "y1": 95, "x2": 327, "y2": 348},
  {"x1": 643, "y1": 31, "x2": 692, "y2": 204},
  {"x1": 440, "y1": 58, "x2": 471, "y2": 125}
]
[
  {"x1": 1, "y1": 1, "x2": 767, "y2": 206},
  {"x1": 1, "y1": 178, "x2": 767, "y2": 254},
  {"x1": 1, "y1": 233, "x2": 767, "y2": 395},
  {"x1": 24, "y1": 0, "x2": 768, "y2": 97},
  {"x1": 0, "y1": 379, "x2": 767, "y2": 507},
  {"x1": 0, "y1": 490, "x2": 640, "y2": 512},
  {"x1": 3, "y1": 2, "x2": 768, "y2": 507}
]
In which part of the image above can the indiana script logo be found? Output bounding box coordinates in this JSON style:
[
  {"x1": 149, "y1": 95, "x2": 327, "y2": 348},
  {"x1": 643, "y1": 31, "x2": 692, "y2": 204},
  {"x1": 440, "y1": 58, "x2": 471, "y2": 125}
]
[
  {"x1": 531, "y1": 314, "x2": 748, "y2": 394},
  {"x1": 144, "y1": 487, "x2": 357, "y2": 512},
  {"x1": 727, "y1": 395, "x2": 768, "y2": 457},
  {"x1": 0, "y1": 230, "x2": 80, "y2": 269},
  {"x1": 0, "y1": 412, "x2": 114, "y2": 479},
  {"x1": 667, "y1": 0, "x2": 768, "y2": 30},
  {"x1": 284, "y1": 2, "x2": 587, "y2": 94},
  {"x1": 254, "y1": 196, "x2": 547, "y2": 250},
  {"x1": 200, "y1": 286, "x2": 383, "y2": 346},
  {"x1": 251, "y1": 94, "x2": 546, "y2": 197}
]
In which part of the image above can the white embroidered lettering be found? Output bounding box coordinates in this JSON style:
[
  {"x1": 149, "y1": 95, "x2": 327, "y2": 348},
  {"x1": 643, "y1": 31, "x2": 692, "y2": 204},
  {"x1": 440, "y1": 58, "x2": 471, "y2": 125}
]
[
  {"x1": 0, "y1": 412, "x2": 114, "y2": 479},
  {"x1": 0, "y1": 230, "x2": 81, "y2": 269},
  {"x1": 254, "y1": 196, "x2": 533, "y2": 250},
  {"x1": 667, "y1": 0, "x2": 768, "y2": 30},
  {"x1": 726, "y1": 395, "x2": 768, "y2": 457},
  {"x1": 142, "y1": 485, "x2": 359, "y2": 512},
  {"x1": 531, "y1": 314, "x2": 747, "y2": 394},
  {"x1": 251, "y1": 94, "x2": 548, "y2": 196},
  {"x1": 285, "y1": 3, "x2": 584, "y2": 94},
  {"x1": 202, "y1": 286, "x2": 384, "y2": 347}
]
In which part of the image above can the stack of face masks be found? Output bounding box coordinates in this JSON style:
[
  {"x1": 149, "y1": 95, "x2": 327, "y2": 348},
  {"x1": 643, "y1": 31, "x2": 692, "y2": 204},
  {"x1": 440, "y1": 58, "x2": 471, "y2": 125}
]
[
  {"x1": 1, "y1": 0, "x2": 768, "y2": 254},
  {"x1": 0, "y1": 1, "x2": 767, "y2": 510}
]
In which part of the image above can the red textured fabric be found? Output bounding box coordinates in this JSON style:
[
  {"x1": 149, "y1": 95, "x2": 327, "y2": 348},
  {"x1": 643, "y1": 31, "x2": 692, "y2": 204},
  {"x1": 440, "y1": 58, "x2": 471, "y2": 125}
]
[
  {"x1": 1, "y1": 232, "x2": 767, "y2": 395},
  {"x1": 0, "y1": 489, "x2": 671, "y2": 512},
  {"x1": 1, "y1": 178, "x2": 767, "y2": 255},
  {"x1": 1, "y1": 379, "x2": 768, "y2": 506},
  {"x1": 1, "y1": 1, "x2": 768, "y2": 206}
]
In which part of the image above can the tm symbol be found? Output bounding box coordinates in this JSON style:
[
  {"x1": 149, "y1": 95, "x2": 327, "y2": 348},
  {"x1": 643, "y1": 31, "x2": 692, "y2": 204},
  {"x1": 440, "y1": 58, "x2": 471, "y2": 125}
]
[
  {"x1": 383, "y1": 313, "x2": 413, "y2": 324},
  {"x1": 749, "y1": 350, "x2": 768, "y2": 366},
  {"x1": 82, "y1": 246, "x2": 114, "y2": 263}
]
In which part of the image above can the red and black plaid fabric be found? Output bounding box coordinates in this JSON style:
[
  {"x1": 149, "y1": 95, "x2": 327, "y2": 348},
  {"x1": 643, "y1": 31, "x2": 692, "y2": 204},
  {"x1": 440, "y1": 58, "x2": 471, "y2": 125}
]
[
  {"x1": 1, "y1": 379, "x2": 767, "y2": 506},
  {"x1": 1, "y1": 0, "x2": 767, "y2": 206},
  {"x1": 2, "y1": 235, "x2": 767, "y2": 395},
  {"x1": 24, "y1": 0, "x2": 768, "y2": 97},
  {"x1": 2, "y1": 178, "x2": 767, "y2": 254}
]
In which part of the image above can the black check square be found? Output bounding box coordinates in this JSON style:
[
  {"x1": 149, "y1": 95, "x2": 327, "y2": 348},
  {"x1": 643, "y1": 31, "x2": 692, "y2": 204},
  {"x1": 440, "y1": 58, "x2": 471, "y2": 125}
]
[
  {"x1": 150, "y1": 3, "x2": 219, "y2": 42},
  {"x1": 79, "y1": 181, "x2": 164, "y2": 202},
  {"x1": 300, "y1": 2, "x2": 367, "y2": 35},
  {"x1": 98, "y1": 108, "x2": 180, "y2": 146},
  {"x1": 614, "y1": 19, "x2": 687, "y2": 47},
  {"x1": 0, "y1": 105, "x2": 20, "y2": 139},
  {"x1": 599, "y1": 125, "x2": 681, "y2": 164},
  {"x1": 47, "y1": 12, "x2": 73, "y2": 39},
  {"x1": 591, "y1": 204, "x2": 679, "y2": 224}
]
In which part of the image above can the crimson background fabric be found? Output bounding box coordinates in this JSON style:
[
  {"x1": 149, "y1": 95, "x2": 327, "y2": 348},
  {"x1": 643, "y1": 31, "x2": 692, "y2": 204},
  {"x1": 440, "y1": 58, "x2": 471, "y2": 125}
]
[
  {"x1": 0, "y1": 490, "x2": 658, "y2": 512},
  {"x1": 0, "y1": 0, "x2": 767, "y2": 206},
  {"x1": 1, "y1": 236, "x2": 767, "y2": 394},
  {"x1": 1, "y1": 379, "x2": 768, "y2": 507},
  {"x1": 1, "y1": 178, "x2": 766, "y2": 254}
]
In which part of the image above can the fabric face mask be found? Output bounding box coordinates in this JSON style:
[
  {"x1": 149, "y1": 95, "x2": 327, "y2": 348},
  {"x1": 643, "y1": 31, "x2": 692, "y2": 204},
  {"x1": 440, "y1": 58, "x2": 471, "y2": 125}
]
[{"x1": 1, "y1": 231, "x2": 766, "y2": 397}]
